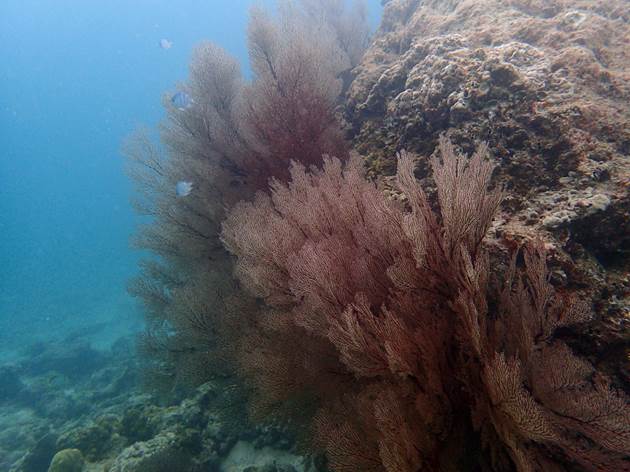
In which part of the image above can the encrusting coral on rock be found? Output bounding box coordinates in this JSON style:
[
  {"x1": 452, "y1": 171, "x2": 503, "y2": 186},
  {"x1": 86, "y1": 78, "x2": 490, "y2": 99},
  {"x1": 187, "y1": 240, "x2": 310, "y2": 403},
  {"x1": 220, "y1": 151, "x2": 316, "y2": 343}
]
[
  {"x1": 346, "y1": 0, "x2": 629, "y2": 384},
  {"x1": 1, "y1": 335, "x2": 313, "y2": 472},
  {"x1": 47, "y1": 449, "x2": 84, "y2": 472},
  {"x1": 222, "y1": 136, "x2": 630, "y2": 471}
]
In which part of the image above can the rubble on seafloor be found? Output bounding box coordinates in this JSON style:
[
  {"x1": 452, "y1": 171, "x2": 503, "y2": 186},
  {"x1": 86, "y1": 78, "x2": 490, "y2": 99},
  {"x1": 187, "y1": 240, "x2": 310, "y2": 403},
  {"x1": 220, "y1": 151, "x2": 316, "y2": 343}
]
[{"x1": 0, "y1": 337, "x2": 316, "y2": 472}]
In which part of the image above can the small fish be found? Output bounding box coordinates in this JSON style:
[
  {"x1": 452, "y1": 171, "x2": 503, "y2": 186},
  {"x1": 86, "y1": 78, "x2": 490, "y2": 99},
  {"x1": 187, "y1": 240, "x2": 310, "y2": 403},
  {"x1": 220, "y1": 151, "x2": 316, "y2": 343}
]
[
  {"x1": 159, "y1": 38, "x2": 173, "y2": 49},
  {"x1": 176, "y1": 181, "x2": 194, "y2": 197},
  {"x1": 171, "y1": 91, "x2": 194, "y2": 111}
]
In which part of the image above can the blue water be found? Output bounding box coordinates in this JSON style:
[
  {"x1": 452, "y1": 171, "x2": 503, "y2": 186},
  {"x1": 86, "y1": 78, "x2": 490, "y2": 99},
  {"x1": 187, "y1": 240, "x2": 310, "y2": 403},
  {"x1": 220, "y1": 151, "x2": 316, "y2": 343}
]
[{"x1": 0, "y1": 0, "x2": 381, "y2": 353}]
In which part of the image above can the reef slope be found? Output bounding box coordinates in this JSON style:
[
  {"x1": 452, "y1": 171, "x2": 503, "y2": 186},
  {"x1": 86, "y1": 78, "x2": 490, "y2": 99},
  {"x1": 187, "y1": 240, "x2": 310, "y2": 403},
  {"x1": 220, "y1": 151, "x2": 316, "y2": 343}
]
[{"x1": 346, "y1": 0, "x2": 630, "y2": 379}]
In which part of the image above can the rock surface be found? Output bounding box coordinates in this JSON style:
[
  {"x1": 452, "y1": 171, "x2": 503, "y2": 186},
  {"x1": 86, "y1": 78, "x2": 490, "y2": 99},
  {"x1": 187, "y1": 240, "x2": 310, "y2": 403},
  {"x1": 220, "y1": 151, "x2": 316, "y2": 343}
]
[
  {"x1": 2, "y1": 336, "x2": 310, "y2": 472},
  {"x1": 106, "y1": 432, "x2": 192, "y2": 472},
  {"x1": 47, "y1": 449, "x2": 84, "y2": 472},
  {"x1": 346, "y1": 0, "x2": 629, "y2": 381}
]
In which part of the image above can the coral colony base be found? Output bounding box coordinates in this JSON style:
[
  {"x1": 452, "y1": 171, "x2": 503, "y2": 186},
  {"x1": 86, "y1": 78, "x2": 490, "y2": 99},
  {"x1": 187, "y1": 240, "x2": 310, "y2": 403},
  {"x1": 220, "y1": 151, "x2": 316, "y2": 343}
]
[{"x1": 2, "y1": 1, "x2": 628, "y2": 471}]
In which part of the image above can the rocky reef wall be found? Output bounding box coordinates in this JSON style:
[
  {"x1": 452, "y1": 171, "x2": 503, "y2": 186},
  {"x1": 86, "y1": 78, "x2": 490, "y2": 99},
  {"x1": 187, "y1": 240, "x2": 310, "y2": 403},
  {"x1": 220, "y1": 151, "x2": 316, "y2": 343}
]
[{"x1": 346, "y1": 0, "x2": 629, "y2": 379}]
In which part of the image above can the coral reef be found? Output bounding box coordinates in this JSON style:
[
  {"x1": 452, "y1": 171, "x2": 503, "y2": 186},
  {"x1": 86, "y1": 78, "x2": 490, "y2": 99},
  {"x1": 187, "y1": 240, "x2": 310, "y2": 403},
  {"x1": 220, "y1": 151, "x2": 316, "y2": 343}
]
[
  {"x1": 2, "y1": 339, "x2": 135, "y2": 471},
  {"x1": 1, "y1": 336, "x2": 312, "y2": 472},
  {"x1": 47, "y1": 449, "x2": 84, "y2": 472},
  {"x1": 107, "y1": 432, "x2": 192, "y2": 472},
  {"x1": 114, "y1": 0, "x2": 630, "y2": 470},
  {"x1": 223, "y1": 138, "x2": 629, "y2": 470},
  {"x1": 346, "y1": 0, "x2": 629, "y2": 385}
]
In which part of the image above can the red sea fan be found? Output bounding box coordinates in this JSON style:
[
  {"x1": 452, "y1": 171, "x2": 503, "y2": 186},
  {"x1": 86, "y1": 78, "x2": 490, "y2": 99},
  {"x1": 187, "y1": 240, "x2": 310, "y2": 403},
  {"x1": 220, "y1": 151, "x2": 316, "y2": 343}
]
[{"x1": 222, "y1": 137, "x2": 630, "y2": 471}]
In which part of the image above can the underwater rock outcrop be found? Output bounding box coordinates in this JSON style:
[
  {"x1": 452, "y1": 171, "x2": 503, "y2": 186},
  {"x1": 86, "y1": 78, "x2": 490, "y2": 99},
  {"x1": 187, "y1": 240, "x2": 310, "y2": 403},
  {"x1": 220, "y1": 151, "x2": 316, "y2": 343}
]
[
  {"x1": 346, "y1": 0, "x2": 629, "y2": 378},
  {"x1": 107, "y1": 432, "x2": 193, "y2": 472},
  {"x1": 47, "y1": 449, "x2": 84, "y2": 472},
  {"x1": 3, "y1": 336, "x2": 309, "y2": 472}
]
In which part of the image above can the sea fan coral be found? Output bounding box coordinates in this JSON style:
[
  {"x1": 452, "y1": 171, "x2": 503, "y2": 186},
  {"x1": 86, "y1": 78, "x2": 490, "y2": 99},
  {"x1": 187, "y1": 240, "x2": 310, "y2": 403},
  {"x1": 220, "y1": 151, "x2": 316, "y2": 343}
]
[
  {"x1": 222, "y1": 137, "x2": 630, "y2": 471},
  {"x1": 127, "y1": 1, "x2": 629, "y2": 469},
  {"x1": 126, "y1": 0, "x2": 370, "y2": 396}
]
